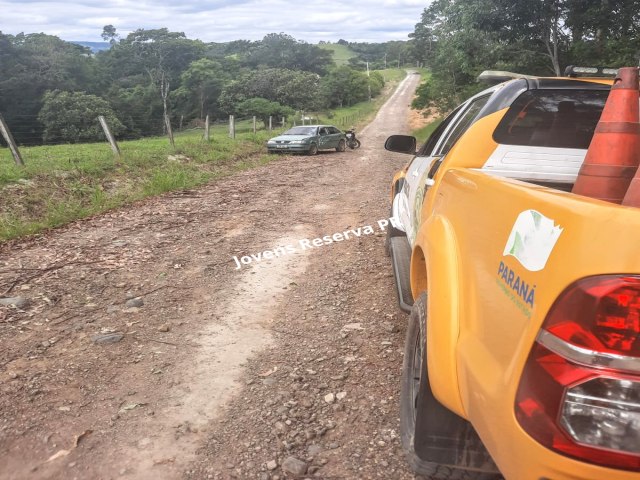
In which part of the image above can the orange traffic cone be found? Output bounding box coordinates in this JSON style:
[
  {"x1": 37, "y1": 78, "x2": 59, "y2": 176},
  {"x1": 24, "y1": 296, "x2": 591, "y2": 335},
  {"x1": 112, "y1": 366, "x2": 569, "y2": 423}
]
[{"x1": 572, "y1": 67, "x2": 640, "y2": 204}]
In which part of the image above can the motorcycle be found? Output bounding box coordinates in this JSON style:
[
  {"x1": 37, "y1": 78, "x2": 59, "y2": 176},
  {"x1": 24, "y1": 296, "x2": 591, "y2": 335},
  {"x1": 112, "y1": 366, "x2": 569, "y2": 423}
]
[{"x1": 345, "y1": 129, "x2": 361, "y2": 149}]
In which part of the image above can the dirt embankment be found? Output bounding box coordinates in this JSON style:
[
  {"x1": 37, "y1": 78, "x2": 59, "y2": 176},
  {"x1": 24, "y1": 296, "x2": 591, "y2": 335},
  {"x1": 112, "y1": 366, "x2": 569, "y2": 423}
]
[{"x1": 0, "y1": 72, "x2": 423, "y2": 480}]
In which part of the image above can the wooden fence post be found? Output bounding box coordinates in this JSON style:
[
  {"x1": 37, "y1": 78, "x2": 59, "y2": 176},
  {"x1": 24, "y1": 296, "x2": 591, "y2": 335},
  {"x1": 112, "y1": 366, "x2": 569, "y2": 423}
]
[
  {"x1": 282, "y1": 117, "x2": 286, "y2": 128},
  {"x1": 204, "y1": 115, "x2": 210, "y2": 141},
  {"x1": 98, "y1": 115, "x2": 121, "y2": 161},
  {"x1": 0, "y1": 113, "x2": 24, "y2": 166},
  {"x1": 164, "y1": 114, "x2": 175, "y2": 148},
  {"x1": 229, "y1": 115, "x2": 236, "y2": 139},
  {"x1": 269, "y1": 116, "x2": 273, "y2": 132},
  {"x1": 252, "y1": 116, "x2": 257, "y2": 134}
]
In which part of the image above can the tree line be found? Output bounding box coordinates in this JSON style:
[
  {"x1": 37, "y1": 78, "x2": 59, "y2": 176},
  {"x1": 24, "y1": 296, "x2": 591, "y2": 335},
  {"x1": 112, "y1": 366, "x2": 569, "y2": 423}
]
[
  {"x1": 411, "y1": 0, "x2": 640, "y2": 111},
  {"x1": 0, "y1": 29, "x2": 409, "y2": 145}
]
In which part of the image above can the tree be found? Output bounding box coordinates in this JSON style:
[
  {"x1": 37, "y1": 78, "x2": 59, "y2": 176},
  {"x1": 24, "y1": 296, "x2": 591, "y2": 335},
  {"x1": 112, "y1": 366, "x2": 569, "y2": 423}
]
[
  {"x1": 101, "y1": 25, "x2": 118, "y2": 45},
  {"x1": 409, "y1": 8, "x2": 438, "y2": 66},
  {"x1": 409, "y1": 0, "x2": 571, "y2": 110},
  {"x1": 244, "y1": 33, "x2": 333, "y2": 74},
  {"x1": 410, "y1": 0, "x2": 640, "y2": 112},
  {"x1": 566, "y1": 0, "x2": 640, "y2": 66},
  {"x1": 38, "y1": 90, "x2": 125, "y2": 143},
  {"x1": 369, "y1": 71, "x2": 385, "y2": 97},
  {"x1": 236, "y1": 98, "x2": 294, "y2": 126},
  {"x1": 99, "y1": 28, "x2": 205, "y2": 120},
  {"x1": 344, "y1": 40, "x2": 418, "y2": 69},
  {"x1": 219, "y1": 68, "x2": 322, "y2": 113},
  {"x1": 106, "y1": 84, "x2": 164, "y2": 138},
  {"x1": 173, "y1": 58, "x2": 228, "y2": 119},
  {"x1": 320, "y1": 66, "x2": 371, "y2": 107},
  {"x1": 0, "y1": 32, "x2": 98, "y2": 144}
]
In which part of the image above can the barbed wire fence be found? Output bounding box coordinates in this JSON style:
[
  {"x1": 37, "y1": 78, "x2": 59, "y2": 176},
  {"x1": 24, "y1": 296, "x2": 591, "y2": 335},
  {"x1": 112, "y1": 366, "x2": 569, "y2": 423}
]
[
  {"x1": 0, "y1": 107, "x2": 368, "y2": 167},
  {"x1": 0, "y1": 111, "x2": 294, "y2": 166}
]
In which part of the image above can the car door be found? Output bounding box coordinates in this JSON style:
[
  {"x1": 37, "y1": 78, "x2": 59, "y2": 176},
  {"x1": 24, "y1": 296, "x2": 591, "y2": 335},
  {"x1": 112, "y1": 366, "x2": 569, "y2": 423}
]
[
  {"x1": 328, "y1": 127, "x2": 341, "y2": 148},
  {"x1": 397, "y1": 104, "x2": 465, "y2": 244},
  {"x1": 401, "y1": 94, "x2": 492, "y2": 245},
  {"x1": 317, "y1": 127, "x2": 330, "y2": 149}
]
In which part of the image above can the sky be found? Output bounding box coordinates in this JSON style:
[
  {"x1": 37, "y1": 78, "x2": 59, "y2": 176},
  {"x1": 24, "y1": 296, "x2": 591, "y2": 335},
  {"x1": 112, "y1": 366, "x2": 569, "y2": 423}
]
[{"x1": 0, "y1": 0, "x2": 428, "y2": 44}]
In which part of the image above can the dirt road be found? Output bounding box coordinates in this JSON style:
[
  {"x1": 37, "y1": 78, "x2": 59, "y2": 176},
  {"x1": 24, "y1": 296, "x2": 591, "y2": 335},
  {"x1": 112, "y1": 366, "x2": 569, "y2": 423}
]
[{"x1": 0, "y1": 72, "x2": 423, "y2": 480}]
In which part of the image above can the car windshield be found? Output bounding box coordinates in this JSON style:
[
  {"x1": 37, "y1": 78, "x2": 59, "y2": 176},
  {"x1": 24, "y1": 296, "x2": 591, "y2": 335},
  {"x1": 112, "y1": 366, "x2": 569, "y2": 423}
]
[{"x1": 283, "y1": 127, "x2": 317, "y2": 136}]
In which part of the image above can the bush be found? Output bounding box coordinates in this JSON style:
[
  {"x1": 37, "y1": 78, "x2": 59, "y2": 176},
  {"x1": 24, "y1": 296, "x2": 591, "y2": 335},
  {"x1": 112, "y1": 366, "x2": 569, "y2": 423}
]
[
  {"x1": 38, "y1": 90, "x2": 125, "y2": 143},
  {"x1": 236, "y1": 98, "x2": 294, "y2": 127}
]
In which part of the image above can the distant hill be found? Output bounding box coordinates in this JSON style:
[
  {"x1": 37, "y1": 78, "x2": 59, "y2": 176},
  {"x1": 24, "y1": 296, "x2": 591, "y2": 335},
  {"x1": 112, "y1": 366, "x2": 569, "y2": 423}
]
[
  {"x1": 71, "y1": 41, "x2": 111, "y2": 53},
  {"x1": 319, "y1": 43, "x2": 357, "y2": 66}
]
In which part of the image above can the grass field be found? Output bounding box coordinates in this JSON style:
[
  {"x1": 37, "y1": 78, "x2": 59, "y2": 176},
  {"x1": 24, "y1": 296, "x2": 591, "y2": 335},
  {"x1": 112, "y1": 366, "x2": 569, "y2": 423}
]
[
  {"x1": 0, "y1": 128, "x2": 273, "y2": 241},
  {"x1": 412, "y1": 118, "x2": 442, "y2": 143},
  {"x1": 318, "y1": 43, "x2": 358, "y2": 66},
  {"x1": 0, "y1": 70, "x2": 407, "y2": 242}
]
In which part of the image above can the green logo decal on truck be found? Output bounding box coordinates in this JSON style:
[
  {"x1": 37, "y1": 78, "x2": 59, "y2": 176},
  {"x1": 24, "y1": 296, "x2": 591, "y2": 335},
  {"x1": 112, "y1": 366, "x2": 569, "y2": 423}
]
[{"x1": 503, "y1": 209, "x2": 563, "y2": 272}]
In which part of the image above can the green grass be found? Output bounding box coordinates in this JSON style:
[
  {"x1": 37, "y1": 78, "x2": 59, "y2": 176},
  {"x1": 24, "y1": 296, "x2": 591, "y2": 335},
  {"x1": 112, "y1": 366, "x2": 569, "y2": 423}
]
[
  {"x1": 0, "y1": 74, "x2": 407, "y2": 242},
  {"x1": 412, "y1": 67, "x2": 431, "y2": 76},
  {"x1": 0, "y1": 127, "x2": 275, "y2": 241},
  {"x1": 413, "y1": 118, "x2": 442, "y2": 143},
  {"x1": 319, "y1": 43, "x2": 358, "y2": 66},
  {"x1": 381, "y1": 68, "x2": 412, "y2": 83}
]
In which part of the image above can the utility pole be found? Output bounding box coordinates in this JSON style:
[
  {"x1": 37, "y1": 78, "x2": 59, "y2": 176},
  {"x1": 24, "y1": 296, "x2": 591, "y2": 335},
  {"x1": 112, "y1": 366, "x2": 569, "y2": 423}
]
[{"x1": 366, "y1": 62, "x2": 372, "y2": 102}]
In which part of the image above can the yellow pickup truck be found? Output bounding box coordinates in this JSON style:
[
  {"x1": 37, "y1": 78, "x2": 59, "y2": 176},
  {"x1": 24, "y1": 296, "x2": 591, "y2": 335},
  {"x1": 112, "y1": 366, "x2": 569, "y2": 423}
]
[{"x1": 385, "y1": 67, "x2": 639, "y2": 480}]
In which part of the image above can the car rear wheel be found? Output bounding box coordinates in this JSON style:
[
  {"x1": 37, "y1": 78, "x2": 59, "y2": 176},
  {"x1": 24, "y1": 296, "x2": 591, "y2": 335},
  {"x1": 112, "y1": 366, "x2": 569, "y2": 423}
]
[
  {"x1": 401, "y1": 294, "x2": 501, "y2": 479},
  {"x1": 307, "y1": 144, "x2": 318, "y2": 155},
  {"x1": 336, "y1": 139, "x2": 346, "y2": 152}
]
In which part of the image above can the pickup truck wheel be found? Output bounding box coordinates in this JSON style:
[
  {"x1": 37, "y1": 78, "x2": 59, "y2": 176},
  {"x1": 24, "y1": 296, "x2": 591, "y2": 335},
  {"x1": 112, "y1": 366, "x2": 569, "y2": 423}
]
[
  {"x1": 336, "y1": 139, "x2": 346, "y2": 152},
  {"x1": 401, "y1": 294, "x2": 500, "y2": 479}
]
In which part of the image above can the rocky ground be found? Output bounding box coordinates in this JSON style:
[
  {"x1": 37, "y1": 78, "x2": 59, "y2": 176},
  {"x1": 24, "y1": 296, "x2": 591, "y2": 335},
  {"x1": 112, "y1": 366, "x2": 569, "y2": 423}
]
[{"x1": 0, "y1": 73, "x2": 424, "y2": 480}]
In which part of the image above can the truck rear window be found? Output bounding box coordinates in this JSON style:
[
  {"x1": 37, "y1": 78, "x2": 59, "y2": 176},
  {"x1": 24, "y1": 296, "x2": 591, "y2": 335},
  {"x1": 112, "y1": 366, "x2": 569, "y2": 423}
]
[{"x1": 493, "y1": 89, "x2": 609, "y2": 149}]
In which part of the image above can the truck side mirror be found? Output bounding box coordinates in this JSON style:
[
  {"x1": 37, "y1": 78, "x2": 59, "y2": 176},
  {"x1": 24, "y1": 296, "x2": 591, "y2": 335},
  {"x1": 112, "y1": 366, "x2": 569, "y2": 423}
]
[{"x1": 385, "y1": 135, "x2": 417, "y2": 155}]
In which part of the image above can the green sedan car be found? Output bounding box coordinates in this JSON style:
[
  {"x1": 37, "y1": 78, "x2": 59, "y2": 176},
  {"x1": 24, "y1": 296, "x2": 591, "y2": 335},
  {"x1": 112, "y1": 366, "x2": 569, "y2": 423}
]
[{"x1": 267, "y1": 125, "x2": 347, "y2": 155}]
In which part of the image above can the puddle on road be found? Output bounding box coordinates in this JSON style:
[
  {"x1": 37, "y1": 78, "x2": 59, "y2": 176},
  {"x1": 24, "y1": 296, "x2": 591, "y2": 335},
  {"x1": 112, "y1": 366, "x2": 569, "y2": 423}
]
[{"x1": 119, "y1": 233, "x2": 312, "y2": 479}]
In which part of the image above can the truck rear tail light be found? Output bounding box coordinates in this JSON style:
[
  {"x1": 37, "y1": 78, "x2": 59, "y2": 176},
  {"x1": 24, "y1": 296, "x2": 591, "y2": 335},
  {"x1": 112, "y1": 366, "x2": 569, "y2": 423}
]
[
  {"x1": 561, "y1": 377, "x2": 640, "y2": 455},
  {"x1": 515, "y1": 276, "x2": 640, "y2": 471}
]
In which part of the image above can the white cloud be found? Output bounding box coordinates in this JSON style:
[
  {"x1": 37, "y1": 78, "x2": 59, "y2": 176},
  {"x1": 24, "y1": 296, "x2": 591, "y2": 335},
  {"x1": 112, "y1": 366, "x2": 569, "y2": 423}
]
[{"x1": 0, "y1": 0, "x2": 429, "y2": 43}]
